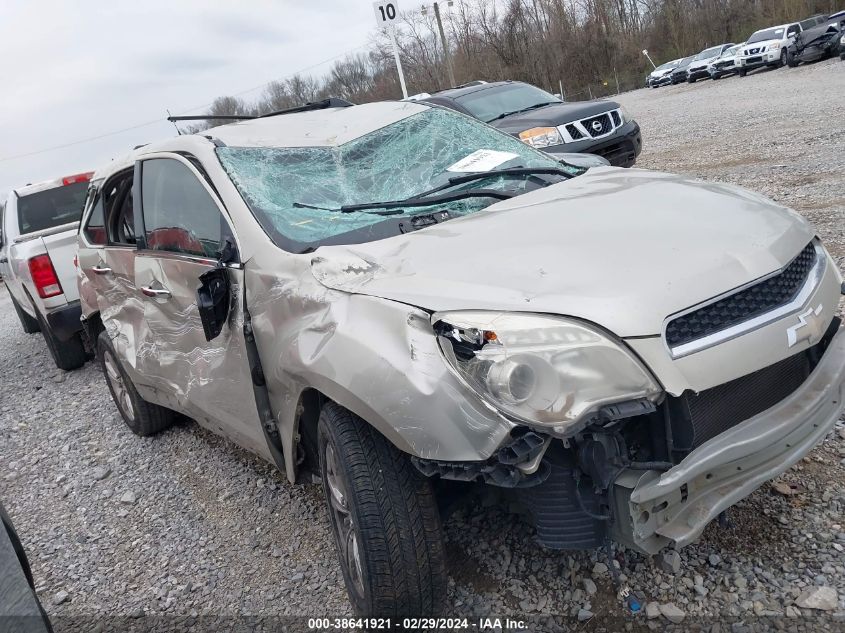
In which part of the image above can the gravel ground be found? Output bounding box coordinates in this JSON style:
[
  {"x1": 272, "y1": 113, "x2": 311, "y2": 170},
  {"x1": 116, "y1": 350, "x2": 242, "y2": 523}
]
[{"x1": 2, "y1": 60, "x2": 845, "y2": 632}]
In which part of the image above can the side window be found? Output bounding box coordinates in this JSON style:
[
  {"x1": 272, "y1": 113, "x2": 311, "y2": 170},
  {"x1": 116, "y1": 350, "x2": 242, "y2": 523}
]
[
  {"x1": 83, "y1": 193, "x2": 107, "y2": 245},
  {"x1": 103, "y1": 172, "x2": 136, "y2": 246},
  {"x1": 787, "y1": 25, "x2": 800, "y2": 37},
  {"x1": 140, "y1": 158, "x2": 229, "y2": 258}
]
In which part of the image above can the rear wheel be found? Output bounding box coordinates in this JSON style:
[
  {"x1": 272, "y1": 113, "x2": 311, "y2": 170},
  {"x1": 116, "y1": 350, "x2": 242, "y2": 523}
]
[
  {"x1": 318, "y1": 402, "x2": 446, "y2": 617},
  {"x1": 36, "y1": 311, "x2": 85, "y2": 371},
  {"x1": 9, "y1": 291, "x2": 40, "y2": 334},
  {"x1": 98, "y1": 331, "x2": 174, "y2": 436}
]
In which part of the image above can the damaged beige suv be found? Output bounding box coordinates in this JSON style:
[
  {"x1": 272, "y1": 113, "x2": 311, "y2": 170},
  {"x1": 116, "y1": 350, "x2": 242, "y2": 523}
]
[{"x1": 77, "y1": 99, "x2": 845, "y2": 617}]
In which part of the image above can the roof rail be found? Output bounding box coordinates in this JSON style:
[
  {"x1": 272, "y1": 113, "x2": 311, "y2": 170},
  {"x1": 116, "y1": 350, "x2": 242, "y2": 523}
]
[
  {"x1": 259, "y1": 97, "x2": 355, "y2": 118},
  {"x1": 167, "y1": 114, "x2": 255, "y2": 122},
  {"x1": 166, "y1": 98, "x2": 355, "y2": 125}
]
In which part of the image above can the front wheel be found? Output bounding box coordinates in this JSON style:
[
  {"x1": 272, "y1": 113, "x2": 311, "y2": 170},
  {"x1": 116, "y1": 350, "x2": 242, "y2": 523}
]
[
  {"x1": 738, "y1": 68, "x2": 747, "y2": 77},
  {"x1": 779, "y1": 49, "x2": 788, "y2": 67},
  {"x1": 318, "y1": 403, "x2": 446, "y2": 617},
  {"x1": 786, "y1": 50, "x2": 799, "y2": 67}
]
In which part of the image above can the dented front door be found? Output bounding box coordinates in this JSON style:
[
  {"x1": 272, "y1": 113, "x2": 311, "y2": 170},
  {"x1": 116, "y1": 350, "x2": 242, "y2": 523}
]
[{"x1": 132, "y1": 155, "x2": 268, "y2": 457}]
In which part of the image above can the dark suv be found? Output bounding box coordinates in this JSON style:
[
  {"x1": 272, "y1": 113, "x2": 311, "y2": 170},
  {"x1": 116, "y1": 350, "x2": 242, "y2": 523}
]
[{"x1": 419, "y1": 81, "x2": 642, "y2": 167}]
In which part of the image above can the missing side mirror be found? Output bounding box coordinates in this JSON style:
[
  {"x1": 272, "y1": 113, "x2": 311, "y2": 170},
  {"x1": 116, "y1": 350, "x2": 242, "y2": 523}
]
[{"x1": 197, "y1": 267, "x2": 230, "y2": 341}]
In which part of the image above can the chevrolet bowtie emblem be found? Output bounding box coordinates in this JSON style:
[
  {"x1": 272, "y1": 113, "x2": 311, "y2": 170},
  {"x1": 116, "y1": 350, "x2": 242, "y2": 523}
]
[{"x1": 786, "y1": 304, "x2": 824, "y2": 348}]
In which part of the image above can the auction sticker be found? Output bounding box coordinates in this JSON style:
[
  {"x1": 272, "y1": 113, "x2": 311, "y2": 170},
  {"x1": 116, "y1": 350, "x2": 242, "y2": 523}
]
[{"x1": 447, "y1": 149, "x2": 520, "y2": 173}]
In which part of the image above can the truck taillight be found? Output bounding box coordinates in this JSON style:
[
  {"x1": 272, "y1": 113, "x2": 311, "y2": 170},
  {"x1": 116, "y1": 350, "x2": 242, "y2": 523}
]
[
  {"x1": 28, "y1": 254, "x2": 63, "y2": 298},
  {"x1": 62, "y1": 172, "x2": 94, "y2": 186}
]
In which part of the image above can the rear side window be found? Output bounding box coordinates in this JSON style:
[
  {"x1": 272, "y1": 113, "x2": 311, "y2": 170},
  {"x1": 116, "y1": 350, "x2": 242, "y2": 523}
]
[
  {"x1": 17, "y1": 182, "x2": 89, "y2": 234},
  {"x1": 140, "y1": 158, "x2": 228, "y2": 258},
  {"x1": 84, "y1": 194, "x2": 107, "y2": 245}
]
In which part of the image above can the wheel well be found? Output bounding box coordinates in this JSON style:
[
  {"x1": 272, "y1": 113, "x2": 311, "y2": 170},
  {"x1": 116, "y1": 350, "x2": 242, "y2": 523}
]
[
  {"x1": 81, "y1": 312, "x2": 105, "y2": 357},
  {"x1": 294, "y1": 388, "x2": 327, "y2": 483}
]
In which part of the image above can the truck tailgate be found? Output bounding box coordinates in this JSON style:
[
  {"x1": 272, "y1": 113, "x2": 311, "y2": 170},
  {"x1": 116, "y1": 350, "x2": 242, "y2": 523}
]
[{"x1": 41, "y1": 229, "x2": 79, "y2": 303}]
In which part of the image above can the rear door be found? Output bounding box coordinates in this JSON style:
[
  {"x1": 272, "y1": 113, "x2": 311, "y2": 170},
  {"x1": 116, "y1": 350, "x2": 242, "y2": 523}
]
[
  {"x1": 133, "y1": 154, "x2": 265, "y2": 453},
  {"x1": 77, "y1": 169, "x2": 147, "y2": 376}
]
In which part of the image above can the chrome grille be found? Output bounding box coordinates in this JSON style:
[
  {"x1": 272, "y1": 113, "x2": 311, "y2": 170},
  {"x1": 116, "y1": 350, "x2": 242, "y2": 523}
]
[
  {"x1": 583, "y1": 113, "x2": 612, "y2": 138},
  {"x1": 666, "y1": 242, "x2": 818, "y2": 348}
]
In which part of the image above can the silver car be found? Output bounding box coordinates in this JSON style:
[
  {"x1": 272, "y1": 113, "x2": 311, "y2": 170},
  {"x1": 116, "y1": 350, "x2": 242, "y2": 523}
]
[{"x1": 77, "y1": 99, "x2": 845, "y2": 617}]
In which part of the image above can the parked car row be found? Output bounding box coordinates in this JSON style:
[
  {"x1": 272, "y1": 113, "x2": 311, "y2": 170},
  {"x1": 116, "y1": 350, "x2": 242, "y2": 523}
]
[
  {"x1": 4, "y1": 94, "x2": 845, "y2": 619},
  {"x1": 646, "y1": 12, "x2": 845, "y2": 87}
]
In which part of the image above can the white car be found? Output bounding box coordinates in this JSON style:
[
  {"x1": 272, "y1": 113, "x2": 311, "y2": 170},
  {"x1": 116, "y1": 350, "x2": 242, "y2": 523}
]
[
  {"x1": 646, "y1": 59, "x2": 681, "y2": 87},
  {"x1": 708, "y1": 44, "x2": 743, "y2": 79},
  {"x1": 736, "y1": 18, "x2": 824, "y2": 74},
  {"x1": 0, "y1": 172, "x2": 92, "y2": 369},
  {"x1": 685, "y1": 44, "x2": 735, "y2": 82}
]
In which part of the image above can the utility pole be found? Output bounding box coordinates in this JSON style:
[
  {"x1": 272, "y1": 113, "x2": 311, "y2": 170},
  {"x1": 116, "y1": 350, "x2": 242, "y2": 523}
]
[{"x1": 432, "y1": 2, "x2": 456, "y2": 88}]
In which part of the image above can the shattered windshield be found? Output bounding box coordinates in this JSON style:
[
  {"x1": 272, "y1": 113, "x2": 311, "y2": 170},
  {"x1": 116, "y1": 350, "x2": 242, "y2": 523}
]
[{"x1": 216, "y1": 107, "x2": 567, "y2": 252}]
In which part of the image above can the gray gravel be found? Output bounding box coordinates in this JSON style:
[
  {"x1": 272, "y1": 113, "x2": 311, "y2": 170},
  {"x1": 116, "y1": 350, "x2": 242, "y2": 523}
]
[{"x1": 2, "y1": 59, "x2": 845, "y2": 631}]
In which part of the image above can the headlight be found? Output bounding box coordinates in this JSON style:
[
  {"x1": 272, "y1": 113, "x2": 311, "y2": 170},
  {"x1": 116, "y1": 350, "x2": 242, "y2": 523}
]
[
  {"x1": 618, "y1": 106, "x2": 631, "y2": 124},
  {"x1": 433, "y1": 311, "x2": 661, "y2": 434},
  {"x1": 840, "y1": 34, "x2": 844, "y2": 44},
  {"x1": 518, "y1": 127, "x2": 564, "y2": 148}
]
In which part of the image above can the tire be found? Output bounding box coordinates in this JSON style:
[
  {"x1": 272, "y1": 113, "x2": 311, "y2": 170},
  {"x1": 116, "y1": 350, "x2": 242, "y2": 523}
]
[
  {"x1": 712, "y1": 73, "x2": 720, "y2": 80},
  {"x1": 9, "y1": 291, "x2": 40, "y2": 334},
  {"x1": 98, "y1": 331, "x2": 175, "y2": 436},
  {"x1": 738, "y1": 68, "x2": 747, "y2": 77},
  {"x1": 779, "y1": 49, "x2": 787, "y2": 67},
  {"x1": 36, "y1": 311, "x2": 85, "y2": 371},
  {"x1": 318, "y1": 402, "x2": 446, "y2": 618},
  {"x1": 840, "y1": 52, "x2": 845, "y2": 61},
  {"x1": 786, "y1": 51, "x2": 799, "y2": 67}
]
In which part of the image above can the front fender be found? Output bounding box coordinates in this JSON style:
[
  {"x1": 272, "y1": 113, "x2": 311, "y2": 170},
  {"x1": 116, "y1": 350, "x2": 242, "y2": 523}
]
[{"x1": 245, "y1": 257, "x2": 515, "y2": 482}]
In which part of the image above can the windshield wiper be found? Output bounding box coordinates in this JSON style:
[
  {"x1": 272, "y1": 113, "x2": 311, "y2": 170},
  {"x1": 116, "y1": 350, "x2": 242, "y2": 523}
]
[
  {"x1": 293, "y1": 166, "x2": 573, "y2": 215},
  {"x1": 487, "y1": 101, "x2": 560, "y2": 122}
]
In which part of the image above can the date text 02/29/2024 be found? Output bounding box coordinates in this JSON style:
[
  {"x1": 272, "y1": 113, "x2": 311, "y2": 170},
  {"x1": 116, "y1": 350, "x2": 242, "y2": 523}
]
[{"x1": 307, "y1": 617, "x2": 528, "y2": 630}]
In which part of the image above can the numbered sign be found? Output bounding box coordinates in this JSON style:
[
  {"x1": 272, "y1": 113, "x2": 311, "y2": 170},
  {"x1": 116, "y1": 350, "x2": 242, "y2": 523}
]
[{"x1": 373, "y1": 1, "x2": 399, "y2": 27}]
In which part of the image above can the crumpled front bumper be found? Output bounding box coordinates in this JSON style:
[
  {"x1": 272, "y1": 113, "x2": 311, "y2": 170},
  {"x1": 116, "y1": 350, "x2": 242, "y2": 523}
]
[{"x1": 613, "y1": 325, "x2": 845, "y2": 555}]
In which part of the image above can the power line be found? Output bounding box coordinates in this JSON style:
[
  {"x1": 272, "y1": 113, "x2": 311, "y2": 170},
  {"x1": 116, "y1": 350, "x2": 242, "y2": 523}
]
[{"x1": 0, "y1": 43, "x2": 370, "y2": 164}]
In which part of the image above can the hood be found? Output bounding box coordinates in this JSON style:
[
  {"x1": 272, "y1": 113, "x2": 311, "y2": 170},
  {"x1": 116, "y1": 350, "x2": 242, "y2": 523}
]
[
  {"x1": 492, "y1": 100, "x2": 619, "y2": 135},
  {"x1": 743, "y1": 39, "x2": 780, "y2": 52},
  {"x1": 310, "y1": 167, "x2": 814, "y2": 338},
  {"x1": 649, "y1": 67, "x2": 675, "y2": 79},
  {"x1": 689, "y1": 57, "x2": 716, "y2": 70}
]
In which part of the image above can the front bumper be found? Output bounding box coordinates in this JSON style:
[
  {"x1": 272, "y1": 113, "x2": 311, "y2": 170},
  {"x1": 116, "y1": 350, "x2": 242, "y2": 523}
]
[
  {"x1": 687, "y1": 68, "x2": 710, "y2": 81},
  {"x1": 545, "y1": 121, "x2": 642, "y2": 168},
  {"x1": 738, "y1": 50, "x2": 781, "y2": 70},
  {"x1": 613, "y1": 325, "x2": 845, "y2": 555},
  {"x1": 45, "y1": 300, "x2": 82, "y2": 342}
]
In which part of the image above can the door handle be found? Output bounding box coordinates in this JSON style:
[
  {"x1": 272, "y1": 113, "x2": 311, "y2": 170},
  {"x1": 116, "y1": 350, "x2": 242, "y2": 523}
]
[
  {"x1": 141, "y1": 285, "x2": 171, "y2": 299},
  {"x1": 92, "y1": 265, "x2": 112, "y2": 275}
]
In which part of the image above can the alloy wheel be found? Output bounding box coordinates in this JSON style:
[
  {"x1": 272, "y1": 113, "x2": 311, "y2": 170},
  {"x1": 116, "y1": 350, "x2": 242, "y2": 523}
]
[
  {"x1": 104, "y1": 351, "x2": 135, "y2": 422},
  {"x1": 324, "y1": 442, "x2": 365, "y2": 597}
]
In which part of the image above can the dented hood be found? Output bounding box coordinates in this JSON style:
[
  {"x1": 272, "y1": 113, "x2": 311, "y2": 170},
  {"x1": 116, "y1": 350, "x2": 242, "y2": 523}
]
[{"x1": 310, "y1": 167, "x2": 814, "y2": 337}]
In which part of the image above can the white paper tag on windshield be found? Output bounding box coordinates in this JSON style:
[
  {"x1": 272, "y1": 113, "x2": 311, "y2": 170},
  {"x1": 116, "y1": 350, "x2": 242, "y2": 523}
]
[{"x1": 446, "y1": 149, "x2": 520, "y2": 173}]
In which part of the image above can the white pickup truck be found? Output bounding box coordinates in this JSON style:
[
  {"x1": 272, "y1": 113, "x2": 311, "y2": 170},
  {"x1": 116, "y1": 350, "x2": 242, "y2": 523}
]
[{"x1": 0, "y1": 172, "x2": 92, "y2": 369}]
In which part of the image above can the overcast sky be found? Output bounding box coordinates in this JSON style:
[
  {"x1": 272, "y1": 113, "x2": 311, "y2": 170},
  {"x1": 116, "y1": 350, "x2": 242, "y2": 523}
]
[{"x1": 0, "y1": 0, "x2": 400, "y2": 197}]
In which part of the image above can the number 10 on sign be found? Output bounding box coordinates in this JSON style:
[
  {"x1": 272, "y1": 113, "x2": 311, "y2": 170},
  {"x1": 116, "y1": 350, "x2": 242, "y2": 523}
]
[{"x1": 372, "y1": 1, "x2": 408, "y2": 98}]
